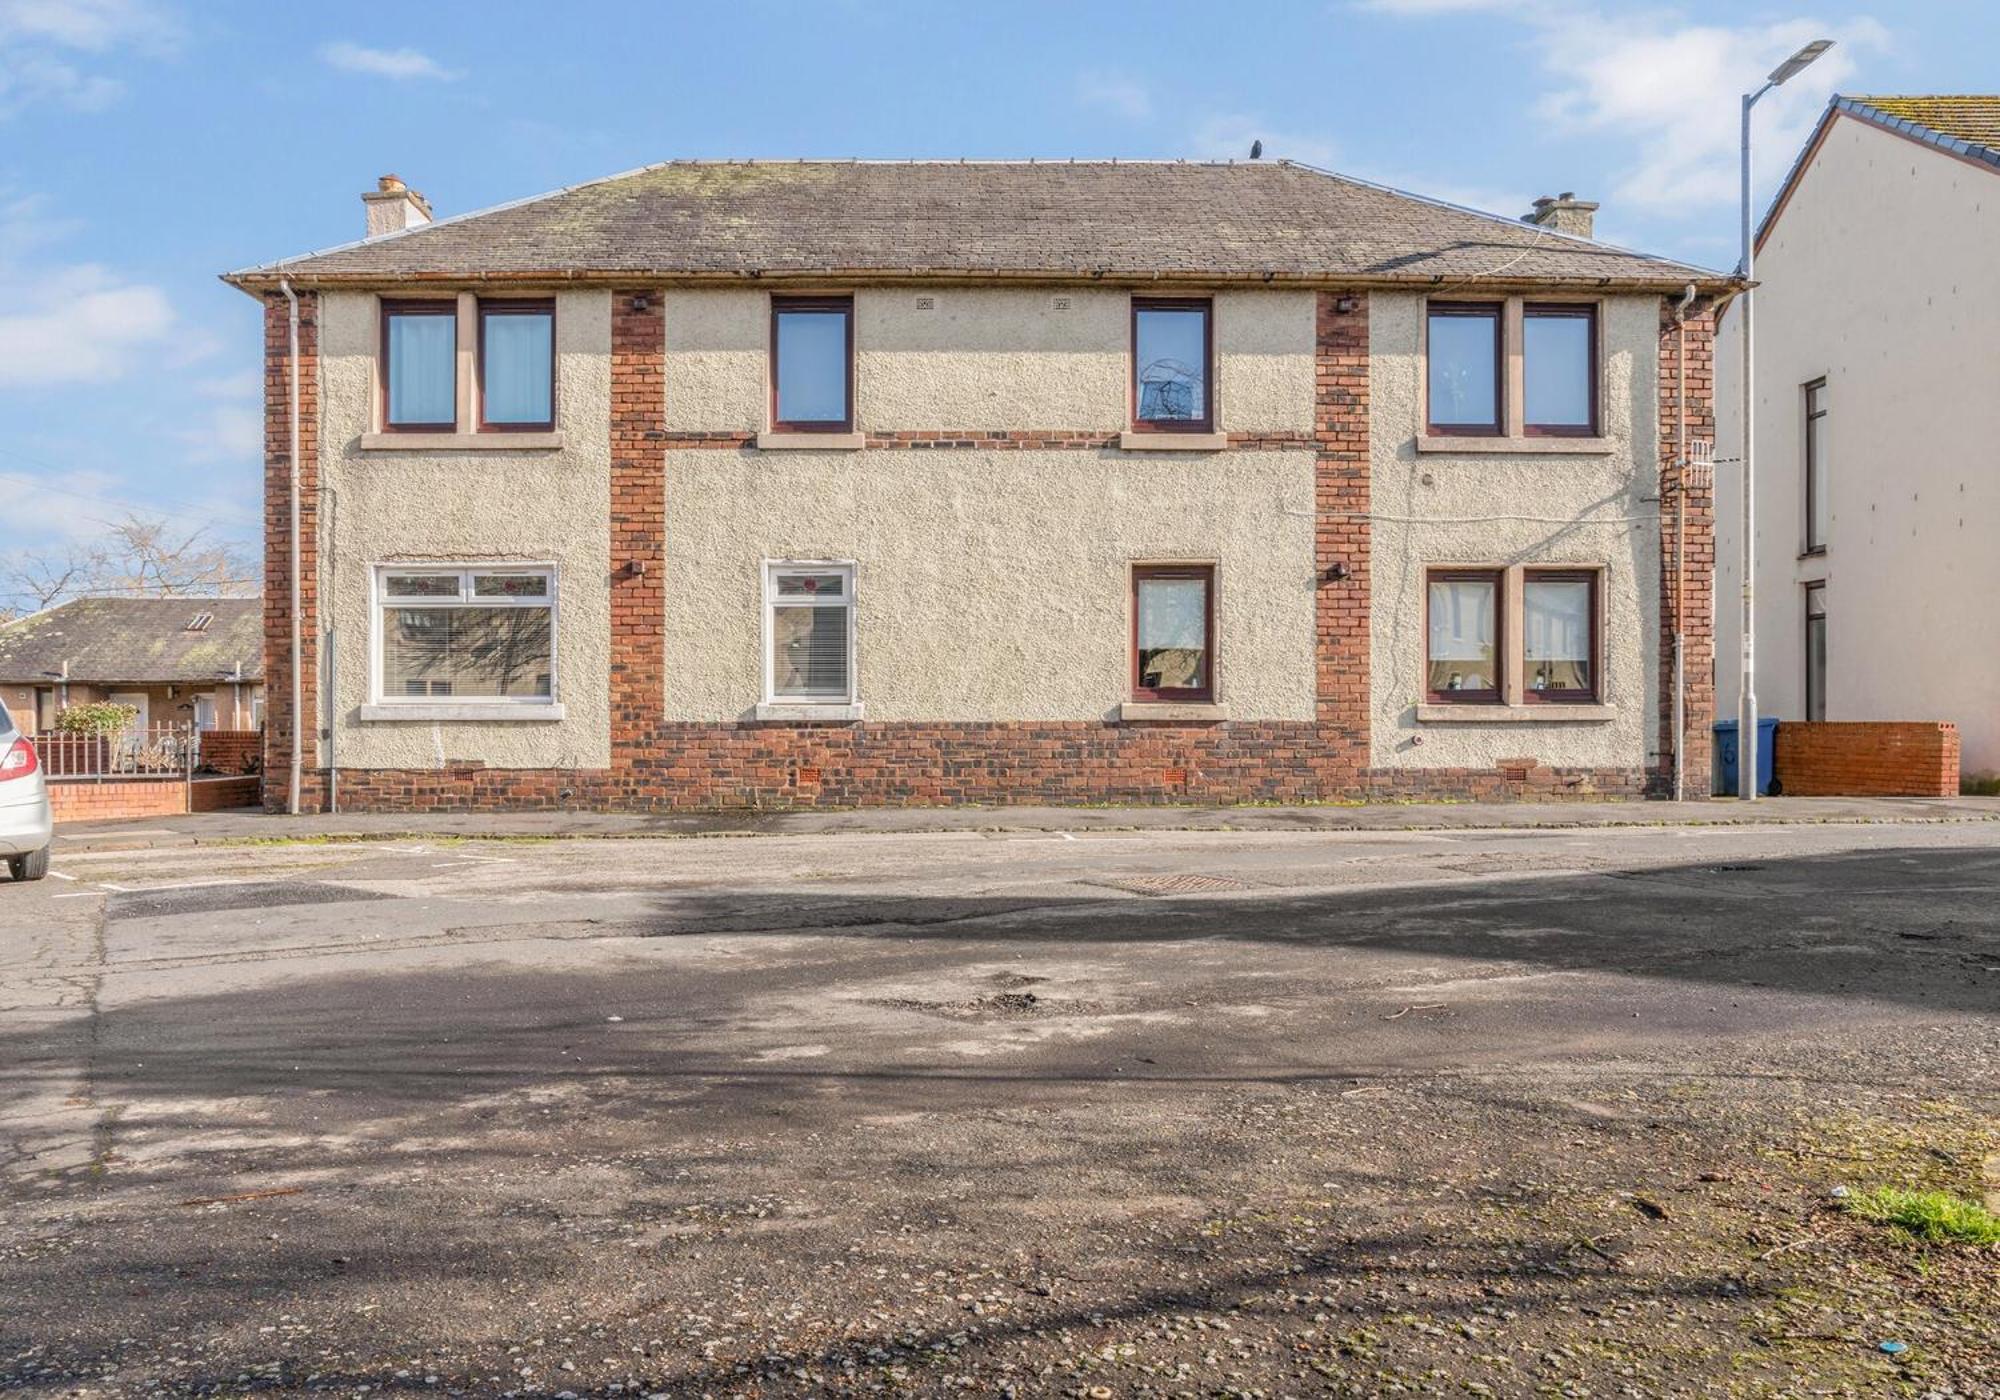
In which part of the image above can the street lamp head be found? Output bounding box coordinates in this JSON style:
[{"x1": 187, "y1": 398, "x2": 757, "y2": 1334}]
[{"x1": 1768, "y1": 39, "x2": 1834, "y2": 85}]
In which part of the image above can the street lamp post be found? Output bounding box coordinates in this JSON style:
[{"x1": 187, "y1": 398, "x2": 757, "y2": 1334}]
[{"x1": 1737, "y1": 38, "x2": 1833, "y2": 800}]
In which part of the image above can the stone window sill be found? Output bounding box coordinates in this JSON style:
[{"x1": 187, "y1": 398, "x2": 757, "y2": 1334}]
[
  {"x1": 754, "y1": 701, "x2": 865, "y2": 722},
  {"x1": 1417, "y1": 702, "x2": 1616, "y2": 724},
  {"x1": 360, "y1": 431, "x2": 565, "y2": 452},
  {"x1": 1119, "y1": 701, "x2": 1230, "y2": 722},
  {"x1": 756, "y1": 431, "x2": 865, "y2": 451},
  {"x1": 1120, "y1": 431, "x2": 1228, "y2": 452},
  {"x1": 1416, "y1": 435, "x2": 1613, "y2": 456},
  {"x1": 359, "y1": 703, "x2": 567, "y2": 722}
]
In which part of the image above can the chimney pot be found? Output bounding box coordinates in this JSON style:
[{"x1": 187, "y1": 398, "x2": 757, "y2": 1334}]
[
  {"x1": 1523, "y1": 191, "x2": 1598, "y2": 240},
  {"x1": 361, "y1": 174, "x2": 432, "y2": 238}
]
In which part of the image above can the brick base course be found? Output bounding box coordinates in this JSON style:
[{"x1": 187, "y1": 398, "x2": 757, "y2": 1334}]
[
  {"x1": 1773, "y1": 722, "x2": 1959, "y2": 797},
  {"x1": 283, "y1": 720, "x2": 1652, "y2": 814}
]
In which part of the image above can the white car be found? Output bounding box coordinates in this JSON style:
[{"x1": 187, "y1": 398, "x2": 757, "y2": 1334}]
[{"x1": 0, "y1": 699, "x2": 52, "y2": 881}]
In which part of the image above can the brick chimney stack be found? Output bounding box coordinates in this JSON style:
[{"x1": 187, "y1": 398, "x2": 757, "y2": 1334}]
[
  {"x1": 1524, "y1": 192, "x2": 1598, "y2": 240},
  {"x1": 361, "y1": 174, "x2": 432, "y2": 238}
]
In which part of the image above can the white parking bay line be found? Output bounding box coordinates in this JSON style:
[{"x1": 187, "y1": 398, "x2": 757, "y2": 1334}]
[
  {"x1": 49, "y1": 870, "x2": 76, "y2": 881},
  {"x1": 53, "y1": 891, "x2": 96, "y2": 899}
]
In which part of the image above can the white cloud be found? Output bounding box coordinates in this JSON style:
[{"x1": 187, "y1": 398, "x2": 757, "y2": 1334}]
[
  {"x1": 0, "y1": 264, "x2": 173, "y2": 385},
  {"x1": 319, "y1": 40, "x2": 459, "y2": 81},
  {"x1": 1189, "y1": 114, "x2": 1340, "y2": 170},
  {"x1": 0, "y1": 0, "x2": 175, "y2": 51},
  {"x1": 0, "y1": 0, "x2": 174, "y2": 117},
  {"x1": 1074, "y1": 70, "x2": 1152, "y2": 122},
  {"x1": 1535, "y1": 14, "x2": 1887, "y2": 216},
  {"x1": 1363, "y1": 1, "x2": 1889, "y2": 220}
]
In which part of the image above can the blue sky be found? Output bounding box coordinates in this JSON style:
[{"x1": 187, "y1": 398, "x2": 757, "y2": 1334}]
[{"x1": 0, "y1": 0, "x2": 1989, "y2": 578}]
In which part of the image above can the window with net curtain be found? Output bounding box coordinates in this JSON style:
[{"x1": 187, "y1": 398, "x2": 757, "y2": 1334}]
[
  {"x1": 480, "y1": 301, "x2": 555, "y2": 429},
  {"x1": 768, "y1": 566, "x2": 853, "y2": 700},
  {"x1": 1134, "y1": 566, "x2": 1213, "y2": 699},
  {"x1": 383, "y1": 303, "x2": 456, "y2": 429},
  {"x1": 1427, "y1": 572, "x2": 1499, "y2": 699},
  {"x1": 378, "y1": 569, "x2": 554, "y2": 701},
  {"x1": 1524, "y1": 571, "x2": 1596, "y2": 700}
]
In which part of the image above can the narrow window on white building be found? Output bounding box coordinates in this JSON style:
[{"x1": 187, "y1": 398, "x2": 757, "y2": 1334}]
[
  {"x1": 1804, "y1": 582, "x2": 1827, "y2": 721},
  {"x1": 1803, "y1": 378, "x2": 1829, "y2": 554}
]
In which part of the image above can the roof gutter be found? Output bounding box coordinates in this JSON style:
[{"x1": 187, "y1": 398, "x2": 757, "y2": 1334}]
[{"x1": 223, "y1": 266, "x2": 1742, "y2": 296}]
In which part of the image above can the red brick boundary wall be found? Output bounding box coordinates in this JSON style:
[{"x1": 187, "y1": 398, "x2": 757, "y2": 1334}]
[
  {"x1": 191, "y1": 775, "x2": 262, "y2": 811},
  {"x1": 51, "y1": 781, "x2": 188, "y2": 824},
  {"x1": 262, "y1": 291, "x2": 319, "y2": 812},
  {"x1": 200, "y1": 729, "x2": 262, "y2": 775},
  {"x1": 1774, "y1": 722, "x2": 1959, "y2": 797},
  {"x1": 1658, "y1": 301, "x2": 1716, "y2": 800},
  {"x1": 268, "y1": 287, "x2": 1667, "y2": 813}
]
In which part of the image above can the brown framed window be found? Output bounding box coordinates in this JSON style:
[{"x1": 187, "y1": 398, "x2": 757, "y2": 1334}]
[
  {"x1": 1426, "y1": 303, "x2": 1502, "y2": 435},
  {"x1": 1132, "y1": 298, "x2": 1213, "y2": 431},
  {"x1": 1133, "y1": 565, "x2": 1214, "y2": 701},
  {"x1": 478, "y1": 299, "x2": 555, "y2": 431},
  {"x1": 1522, "y1": 569, "x2": 1599, "y2": 702},
  {"x1": 1804, "y1": 582, "x2": 1827, "y2": 721},
  {"x1": 770, "y1": 296, "x2": 854, "y2": 431},
  {"x1": 380, "y1": 301, "x2": 456, "y2": 431},
  {"x1": 1523, "y1": 303, "x2": 1599, "y2": 436},
  {"x1": 1803, "y1": 378, "x2": 1828, "y2": 553},
  {"x1": 1426, "y1": 569, "x2": 1502, "y2": 702}
]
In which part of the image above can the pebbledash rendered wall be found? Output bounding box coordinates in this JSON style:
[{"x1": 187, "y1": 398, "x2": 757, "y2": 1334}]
[{"x1": 262, "y1": 284, "x2": 1715, "y2": 812}]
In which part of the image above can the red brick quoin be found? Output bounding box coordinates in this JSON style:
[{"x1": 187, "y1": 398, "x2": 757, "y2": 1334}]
[{"x1": 279, "y1": 289, "x2": 1664, "y2": 812}]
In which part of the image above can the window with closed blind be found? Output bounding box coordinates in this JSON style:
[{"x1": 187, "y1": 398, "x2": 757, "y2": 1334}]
[{"x1": 764, "y1": 563, "x2": 856, "y2": 704}]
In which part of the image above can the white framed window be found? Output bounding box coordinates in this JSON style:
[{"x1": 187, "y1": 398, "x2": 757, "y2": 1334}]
[
  {"x1": 761, "y1": 561, "x2": 857, "y2": 712},
  {"x1": 367, "y1": 564, "x2": 559, "y2": 717}
]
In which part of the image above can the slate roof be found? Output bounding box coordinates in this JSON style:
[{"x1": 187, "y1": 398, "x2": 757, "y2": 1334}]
[
  {"x1": 225, "y1": 160, "x2": 1727, "y2": 292},
  {"x1": 1841, "y1": 95, "x2": 2000, "y2": 164},
  {"x1": 0, "y1": 598, "x2": 263, "y2": 685}
]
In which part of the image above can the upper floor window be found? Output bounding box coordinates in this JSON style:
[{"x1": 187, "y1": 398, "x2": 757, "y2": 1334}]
[
  {"x1": 771, "y1": 297, "x2": 853, "y2": 431},
  {"x1": 1804, "y1": 378, "x2": 1828, "y2": 554},
  {"x1": 1133, "y1": 564, "x2": 1215, "y2": 701},
  {"x1": 1426, "y1": 569, "x2": 1502, "y2": 702},
  {"x1": 1523, "y1": 304, "x2": 1598, "y2": 435},
  {"x1": 1132, "y1": 298, "x2": 1212, "y2": 431},
  {"x1": 1426, "y1": 303, "x2": 1502, "y2": 435},
  {"x1": 381, "y1": 301, "x2": 456, "y2": 431},
  {"x1": 479, "y1": 300, "x2": 555, "y2": 431}
]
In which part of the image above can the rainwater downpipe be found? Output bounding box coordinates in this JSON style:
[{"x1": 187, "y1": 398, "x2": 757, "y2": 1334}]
[
  {"x1": 281, "y1": 279, "x2": 302, "y2": 816},
  {"x1": 1671, "y1": 282, "x2": 1696, "y2": 803}
]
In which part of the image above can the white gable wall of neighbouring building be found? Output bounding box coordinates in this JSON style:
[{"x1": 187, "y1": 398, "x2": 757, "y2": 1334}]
[{"x1": 1716, "y1": 98, "x2": 2000, "y2": 782}]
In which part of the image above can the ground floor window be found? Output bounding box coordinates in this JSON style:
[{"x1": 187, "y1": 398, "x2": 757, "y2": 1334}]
[
  {"x1": 1426, "y1": 569, "x2": 1501, "y2": 702},
  {"x1": 765, "y1": 563, "x2": 856, "y2": 703},
  {"x1": 1804, "y1": 582, "x2": 1827, "y2": 721},
  {"x1": 1133, "y1": 565, "x2": 1215, "y2": 701},
  {"x1": 1425, "y1": 564, "x2": 1603, "y2": 706},
  {"x1": 1523, "y1": 569, "x2": 1599, "y2": 703},
  {"x1": 374, "y1": 565, "x2": 555, "y2": 704}
]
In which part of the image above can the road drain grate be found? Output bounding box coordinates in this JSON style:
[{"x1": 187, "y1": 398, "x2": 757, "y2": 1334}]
[{"x1": 1088, "y1": 873, "x2": 1252, "y2": 897}]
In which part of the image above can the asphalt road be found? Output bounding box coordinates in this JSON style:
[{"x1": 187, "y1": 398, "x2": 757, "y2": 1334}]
[{"x1": 2, "y1": 821, "x2": 1996, "y2": 1396}]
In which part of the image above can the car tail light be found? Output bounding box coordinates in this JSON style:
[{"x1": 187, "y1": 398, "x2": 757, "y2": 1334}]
[{"x1": 0, "y1": 737, "x2": 39, "y2": 781}]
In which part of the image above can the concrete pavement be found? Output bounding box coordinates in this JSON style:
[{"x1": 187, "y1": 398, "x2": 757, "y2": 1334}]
[{"x1": 49, "y1": 792, "x2": 2000, "y2": 852}]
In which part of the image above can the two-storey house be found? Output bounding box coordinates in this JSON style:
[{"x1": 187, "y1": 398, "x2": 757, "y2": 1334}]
[{"x1": 225, "y1": 161, "x2": 1728, "y2": 813}]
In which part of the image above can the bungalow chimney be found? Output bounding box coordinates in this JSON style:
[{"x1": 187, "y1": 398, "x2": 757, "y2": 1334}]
[
  {"x1": 1524, "y1": 191, "x2": 1597, "y2": 240},
  {"x1": 361, "y1": 174, "x2": 432, "y2": 238}
]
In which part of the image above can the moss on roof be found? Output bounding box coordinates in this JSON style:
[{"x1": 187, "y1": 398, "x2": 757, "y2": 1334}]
[{"x1": 0, "y1": 598, "x2": 262, "y2": 685}]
